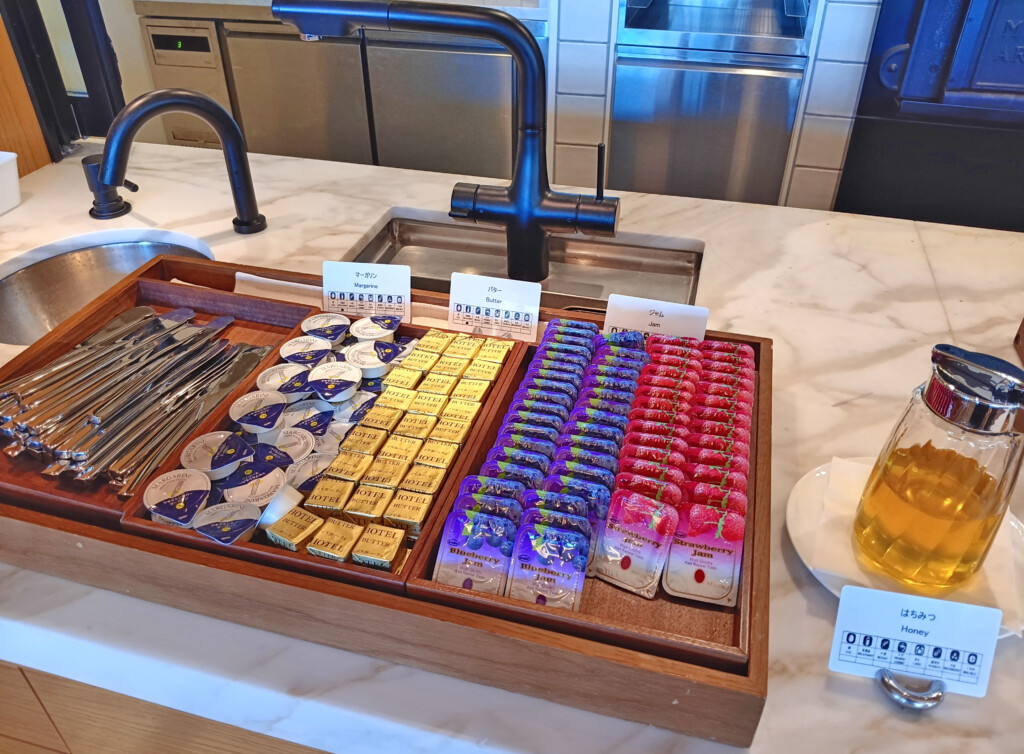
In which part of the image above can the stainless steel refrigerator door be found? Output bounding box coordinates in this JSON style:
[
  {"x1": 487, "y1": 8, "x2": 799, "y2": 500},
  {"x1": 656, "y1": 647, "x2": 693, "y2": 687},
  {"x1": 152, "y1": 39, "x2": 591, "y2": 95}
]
[
  {"x1": 224, "y1": 24, "x2": 374, "y2": 164},
  {"x1": 365, "y1": 33, "x2": 515, "y2": 179},
  {"x1": 609, "y1": 48, "x2": 803, "y2": 204}
]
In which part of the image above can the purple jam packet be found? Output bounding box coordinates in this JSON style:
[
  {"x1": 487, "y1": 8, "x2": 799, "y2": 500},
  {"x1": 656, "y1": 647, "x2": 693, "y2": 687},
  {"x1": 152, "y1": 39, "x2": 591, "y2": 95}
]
[
  {"x1": 531, "y1": 359, "x2": 585, "y2": 378},
  {"x1": 553, "y1": 433, "x2": 620, "y2": 457},
  {"x1": 512, "y1": 387, "x2": 574, "y2": 412},
  {"x1": 578, "y1": 386, "x2": 635, "y2": 406},
  {"x1": 572, "y1": 397, "x2": 633, "y2": 417},
  {"x1": 504, "y1": 524, "x2": 589, "y2": 611},
  {"x1": 519, "y1": 377, "x2": 578, "y2": 400},
  {"x1": 540, "y1": 474, "x2": 612, "y2": 522},
  {"x1": 559, "y1": 420, "x2": 625, "y2": 446},
  {"x1": 498, "y1": 421, "x2": 560, "y2": 444},
  {"x1": 597, "y1": 330, "x2": 646, "y2": 349},
  {"x1": 535, "y1": 341, "x2": 592, "y2": 360},
  {"x1": 502, "y1": 409, "x2": 563, "y2": 432},
  {"x1": 547, "y1": 459, "x2": 617, "y2": 492},
  {"x1": 459, "y1": 475, "x2": 526, "y2": 503},
  {"x1": 568, "y1": 407, "x2": 629, "y2": 432},
  {"x1": 479, "y1": 460, "x2": 544, "y2": 489},
  {"x1": 507, "y1": 398, "x2": 570, "y2": 423},
  {"x1": 486, "y1": 445, "x2": 551, "y2": 474},
  {"x1": 524, "y1": 367, "x2": 583, "y2": 391},
  {"x1": 540, "y1": 333, "x2": 596, "y2": 353},
  {"x1": 590, "y1": 353, "x2": 647, "y2": 371},
  {"x1": 532, "y1": 348, "x2": 589, "y2": 370},
  {"x1": 544, "y1": 325, "x2": 600, "y2": 341},
  {"x1": 546, "y1": 318, "x2": 600, "y2": 335},
  {"x1": 594, "y1": 344, "x2": 651, "y2": 364},
  {"x1": 521, "y1": 508, "x2": 593, "y2": 545},
  {"x1": 583, "y1": 364, "x2": 642, "y2": 383},
  {"x1": 453, "y1": 493, "x2": 524, "y2": 525},
  {"x1": 580, "y1": 375, "x2": 638, "y2": 394},
  {"x1": 492, "y1": 434, "x2": 554, "y2": 463},
  {"x1": 433, "y1": 510, "x2": 517, "y2": 594},
  {"x1": 522, "y1": 489, "x2": 589, "y2": 518},
  {"x1": 552, "y1": 446, "x2": 619, "y2": 474}
]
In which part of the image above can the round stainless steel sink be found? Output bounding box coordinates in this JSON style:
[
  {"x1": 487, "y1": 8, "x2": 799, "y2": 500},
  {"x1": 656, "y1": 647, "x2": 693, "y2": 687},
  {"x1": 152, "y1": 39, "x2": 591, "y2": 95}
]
[{"x1": 0, "y1": 241, "x2": 208, "y2": 345}]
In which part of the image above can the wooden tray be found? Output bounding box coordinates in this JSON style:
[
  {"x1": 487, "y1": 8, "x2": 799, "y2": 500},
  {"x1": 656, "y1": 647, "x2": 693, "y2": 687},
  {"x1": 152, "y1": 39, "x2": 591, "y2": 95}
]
[
  {"x1": 120, "y1": 322, "x2": 526, "y2": 595},
  {"x1": 0, "y1": 277, "x2": 312, "y2": 526},
  {"x1": 405, "y1": 335, "x2": 770, "y2": 674},
  {"x1": 0, "y1": 255, "x2": 772, "y2": 745}
]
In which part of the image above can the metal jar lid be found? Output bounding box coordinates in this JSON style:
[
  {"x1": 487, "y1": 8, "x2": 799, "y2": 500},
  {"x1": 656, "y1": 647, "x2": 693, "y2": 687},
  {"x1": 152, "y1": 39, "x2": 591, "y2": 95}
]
[{"x1": 924, "y1": 344, "x2": 1024, "y2": 433}]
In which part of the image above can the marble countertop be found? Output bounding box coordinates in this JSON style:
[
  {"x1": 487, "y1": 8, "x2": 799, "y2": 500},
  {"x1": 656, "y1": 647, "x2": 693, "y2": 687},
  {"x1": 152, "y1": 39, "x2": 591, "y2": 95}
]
[{"x1": 1, "y1": 141, "x2": 1023, "y2": 753}]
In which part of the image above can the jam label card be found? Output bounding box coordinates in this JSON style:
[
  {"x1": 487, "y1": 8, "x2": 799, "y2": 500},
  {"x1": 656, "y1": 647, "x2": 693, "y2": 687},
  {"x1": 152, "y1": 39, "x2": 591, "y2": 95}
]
[
  {"x1": 448, "y1": 272, "x2": 540, "y2": 340},
  {"x1": 603, "y1": 294, "x2": 708, "y2": 340},
  {"x1": 322, "y1": 262, "x2": 411, "y2": 321},
  {"x1": 828, "y1": 585, "x2": 1001, "y2": 697}
]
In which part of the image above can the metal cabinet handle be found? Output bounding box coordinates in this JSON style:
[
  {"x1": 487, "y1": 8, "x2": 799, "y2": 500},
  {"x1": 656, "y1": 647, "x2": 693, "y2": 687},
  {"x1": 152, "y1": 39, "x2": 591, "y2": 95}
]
[{"x1": 876, "y1": 669, "x2": 946, "y2": 711}]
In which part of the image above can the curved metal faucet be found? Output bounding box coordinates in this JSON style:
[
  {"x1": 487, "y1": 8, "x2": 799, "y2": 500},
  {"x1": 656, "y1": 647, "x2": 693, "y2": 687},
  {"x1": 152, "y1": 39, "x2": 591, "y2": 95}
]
[
  {"x1": 82, "y1": 89, "x2": 267, "y2": 234},
  {"x1": 273, "y1": 0, "x2": 619, "y2": 281}
]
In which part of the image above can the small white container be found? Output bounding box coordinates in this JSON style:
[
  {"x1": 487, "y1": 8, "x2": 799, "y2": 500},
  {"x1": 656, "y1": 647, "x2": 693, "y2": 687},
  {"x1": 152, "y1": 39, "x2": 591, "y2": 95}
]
[
  {"x1": 143, "y1": 468, "x2": 211, "y2": 528},
  {"x1": 312, "y1": 420, "x2": 354, "y2": 456},
  {"x1": 223, "y1": 462, "x2": 303, "y2": 529},
  {"x1": 180, "y1": 431, "x2": 254, "y2": 481},
  {"x1": 301, "y1": 313, "x2": 351, "y2": 348},
  {"x1": 307, "y1": 361, "x2": 361, "y2": 402},
  {"x1": 0, "y1": 152, "x2": 19, "y2": 217},
  {"x1": 229, "y1": 390, "x2": 288, "y2": 434},
  {"x1": 280, "y1": 335, "x2": 333, "y2": 367},
  {"x1": 285, "y1": 452, "x2": 337, "y2": 497},
  {"x1": 345, "y1": 340, "x2": 401, "y2": 378},
  {"x1": 193, "y1": 502, "x2": 262, "y2": 545},
  {"x1": 351, "y1": 315, "x2": 401, "y2": 342},
  {"x1": 256, "y1": 363, "x2": 313, "y2": 404},
  {"x1": 282, "y1": 398, "x2": 336, "y2": 436},
  {"x1": 252, "y1": 426, "x2": 315, "y2": 467}
]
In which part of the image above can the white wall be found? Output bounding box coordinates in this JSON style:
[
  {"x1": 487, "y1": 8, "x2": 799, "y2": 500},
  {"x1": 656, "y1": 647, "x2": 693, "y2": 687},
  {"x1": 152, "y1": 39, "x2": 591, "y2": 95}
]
[{"x1": 99, "y1": 0, "x2": 167, "y2": 143}]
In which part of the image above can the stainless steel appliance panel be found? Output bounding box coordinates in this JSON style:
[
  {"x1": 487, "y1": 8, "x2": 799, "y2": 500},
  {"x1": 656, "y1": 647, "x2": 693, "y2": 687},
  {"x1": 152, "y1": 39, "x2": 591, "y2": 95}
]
[
  {"x1": 224, "y1": 24, "x2": 373, "y2": 164},
  {"x1": 609, "y1": 48, "x2": 803, "y2": 204},
  {"x1": 365, "y1": 32, "x2": 514, "y2": 179}
]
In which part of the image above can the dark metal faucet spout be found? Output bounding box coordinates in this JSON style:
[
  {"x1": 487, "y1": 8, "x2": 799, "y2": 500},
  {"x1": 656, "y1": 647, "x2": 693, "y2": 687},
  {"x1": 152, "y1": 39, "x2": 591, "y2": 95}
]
[
  {"x1": 83, "y1": 88, "x2": 267, "y2": 234},
  {"x1": 273, "y1": 0, "x2": 618, "y2": 281}
]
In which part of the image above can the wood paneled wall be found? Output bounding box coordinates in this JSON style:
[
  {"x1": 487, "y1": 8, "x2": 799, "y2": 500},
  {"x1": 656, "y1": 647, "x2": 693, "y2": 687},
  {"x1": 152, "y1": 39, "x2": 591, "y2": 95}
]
[{"x1": 0, "y1": 16, "x2": 51, "y2": 176}]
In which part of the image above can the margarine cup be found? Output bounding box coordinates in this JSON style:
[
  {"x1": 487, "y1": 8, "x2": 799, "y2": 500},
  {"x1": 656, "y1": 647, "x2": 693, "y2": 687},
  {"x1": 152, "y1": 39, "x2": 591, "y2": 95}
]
[
  {"x1": 180, "y1": 431, "x2": 255, "y2": 481},
  {"x1": 229, "y1": 390, "x2": 288, "y2": 434},
  {"x1": 351, "y1": 315, "x2": 402, "y2": 343},
  {"x1": 252, "y1": 426, "x2": 315, "y2": 467},
  {"x1": 192, "y1": 502, "x2": 262, "y2": 545},
  {"x1": 280, "y1": 335, "x2": 333, "y2": 367},
  {"x1": 222, "y1": 462, "x2": 302, "y2": 530},
  {"x1": 301, "y1": 313, "x2": 351, "y2": 349},
  {"x1": 143, "y1": 468, "x2": 211, "y2": 528},
  {"x1": 256, "y1": 363, "x2": 313, "y2": 404},
  {"x1": 307, "y1": 360, "x2": 361, "y2": 403},
  {"x1": 346, "y1": 340, "x2": 402, "y2": 378},
  {"x1": 282, "y1": 398, "x2": 335, "y2": 436},
  {"x1": 286, "y1": 451, "x2": 337, "y2": 499}
]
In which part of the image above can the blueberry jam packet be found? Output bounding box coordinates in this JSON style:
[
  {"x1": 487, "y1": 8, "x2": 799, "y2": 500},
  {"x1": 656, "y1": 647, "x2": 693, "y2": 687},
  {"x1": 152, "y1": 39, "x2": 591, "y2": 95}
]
[
  {"x1": 433, "y1": 510, "x2": 518, "y2": 595},
  {"x1": 504, "y1": 523, "x2": 589, "y2": 611}
]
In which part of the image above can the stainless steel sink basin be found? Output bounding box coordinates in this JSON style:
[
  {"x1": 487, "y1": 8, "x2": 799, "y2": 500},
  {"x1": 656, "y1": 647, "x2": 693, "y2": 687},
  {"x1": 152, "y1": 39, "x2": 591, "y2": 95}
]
[
  {"x1": 0, "y1": 240, "x2": 209, "y2": 345},
  {"x1": 351, "y1": 217, "x2": 703, "y2": 311}
]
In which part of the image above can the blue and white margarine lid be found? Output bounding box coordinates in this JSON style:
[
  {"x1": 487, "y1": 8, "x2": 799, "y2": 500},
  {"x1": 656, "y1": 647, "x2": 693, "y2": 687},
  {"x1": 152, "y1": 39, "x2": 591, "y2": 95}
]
[
  {"x1": 143, "y1": 468, "x2": 211, "y2": 528},
  {"x1": 345, "y1": 340, "x2": 401, "y2": 378},
  {"x1": 180, "y1": 431, "x2": 254, "y2": 481},
  {"x1": 193, "y1": 502, "x2": 261, "y2": 545},
  {"x1": 285, "y1": 452, "x2": 337, "y2": 496},
  {"x1": 280, "y1": 335, "x2": 333, "y2": 366},
  {"x1": 282, "y1": 398, "x2": 335, "y2": 437},
  {"x1": 251, "y1": 426, "x2": 315, "y2": 468},
  {"x1": 350, "y1": 315, "x2": 401, "y2": 343},
  {"x1": 256, "y1": 363, "x2": 312, "y2": 403},
  {"x1": 307, "y1": 360, "x2": 361, "y2": 402},
  {"x1": 301, "y1": 313, "x2": 351, "y2": 346},
  {"x1": 229, "y1": 390, "x2": 288, "y2": 434}
]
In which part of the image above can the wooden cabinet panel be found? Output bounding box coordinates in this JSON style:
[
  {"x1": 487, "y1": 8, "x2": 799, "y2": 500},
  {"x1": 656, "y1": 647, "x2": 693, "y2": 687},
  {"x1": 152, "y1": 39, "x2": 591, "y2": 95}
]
[
  {"x1": 0, "y1": 16, "x2": 51, "y2": 175},
  {"x1": 0, "y1": 662, "x2": 68, "y2": 753}
]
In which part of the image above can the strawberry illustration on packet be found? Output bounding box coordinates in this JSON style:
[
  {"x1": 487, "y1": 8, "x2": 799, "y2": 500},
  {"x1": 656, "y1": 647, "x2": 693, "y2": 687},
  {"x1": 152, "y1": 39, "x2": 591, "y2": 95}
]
[{"x1": 662, "y1": 502, "x2": 746, "y2": 606}]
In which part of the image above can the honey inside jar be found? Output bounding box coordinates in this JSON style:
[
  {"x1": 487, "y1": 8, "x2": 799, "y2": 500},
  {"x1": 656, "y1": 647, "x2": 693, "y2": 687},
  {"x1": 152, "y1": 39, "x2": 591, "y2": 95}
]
[{"x1": 853, "y1": 441, "x2": 1006, "y2": 591}]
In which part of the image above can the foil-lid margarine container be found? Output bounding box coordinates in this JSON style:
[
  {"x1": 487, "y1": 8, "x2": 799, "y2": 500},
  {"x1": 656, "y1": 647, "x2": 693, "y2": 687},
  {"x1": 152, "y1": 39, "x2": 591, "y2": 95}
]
[
  {"x1": 351, "y1": 314, "x2": 402, "y2": 342},
  {"x1": 143, "y1": 468, "x2": 211, "y2": 528},
  {"x1": 282, "y1": 398, "x2": 335, "y2": 436},
  {"x1": 280, "y1": 335, "x2": 333, "y2": 366},
  {"x1": 256, "y1": 363, "x2": 313, "y2": 404},
  {"x1": 251, "y1": 426, "x2": 315, "y2": 468},
  {"x1": 301, "y1": 313, "x2": 351, "y2": 346},
  {"x1": 308, "y1": 361, "x2": 361, "y2": 403},
  {"x1": 193, "y1": 501, "x2": 262, "y2": 545},
  {"x1": 180, "y1": 431, "x2": 254, "y2": 481},
  {"x1": 333, "y1": 390, "x2": 378, "y2": 422},
  {"x1": 346, "y1": 340, "x2": 402, "y2": 378},
  {"x1": 312, "y1": 420, "x2": 354, "y2": 456},
  {"x1": 285, "y1": 451, "x2": 337, "y2": 497},
  {"x1": 229, "y1": 391, "x2": 288, "y2": 434},
  {"x1": 222, "y1": 462, "x2": 302, "y2": 531}
]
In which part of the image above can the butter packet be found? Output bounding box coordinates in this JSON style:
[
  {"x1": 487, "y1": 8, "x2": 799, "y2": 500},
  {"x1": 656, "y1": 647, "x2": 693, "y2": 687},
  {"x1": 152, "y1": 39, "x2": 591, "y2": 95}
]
[
  {"x1": 661, "y1": 503, "x2": 745, "y2": 607},
  {"x1": 594, "y1": 490, "x2": 678, "y2": 599},
  {"x1": 433, "y1": 510, "x2": 517, "y2": 594},
  {"x1": 504, "y1": 524, "x2": 589, "y2": 611},
  {"x1": 452, "y1": 493, "x2": 524, "y2": 526}
]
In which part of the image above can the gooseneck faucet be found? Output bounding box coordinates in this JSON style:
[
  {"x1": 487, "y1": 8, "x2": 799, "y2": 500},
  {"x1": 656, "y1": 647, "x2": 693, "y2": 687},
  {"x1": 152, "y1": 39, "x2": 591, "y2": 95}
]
[
  {"x1": 272, "y1": 0, "x2": 619, "y2": 281},
  {"x1": 83, "y1": 89, "x2": 267, "y2": 234}
]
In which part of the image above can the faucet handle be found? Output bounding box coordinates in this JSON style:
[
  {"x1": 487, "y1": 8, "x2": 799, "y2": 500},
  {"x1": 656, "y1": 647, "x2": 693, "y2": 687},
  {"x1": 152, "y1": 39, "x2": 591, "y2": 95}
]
[
  {"x1": 122, "y1": 179, "x2": 139, "y2": 193},
  {"x1": 596, "y1": 143, "x2": 606, "y2": 202}
]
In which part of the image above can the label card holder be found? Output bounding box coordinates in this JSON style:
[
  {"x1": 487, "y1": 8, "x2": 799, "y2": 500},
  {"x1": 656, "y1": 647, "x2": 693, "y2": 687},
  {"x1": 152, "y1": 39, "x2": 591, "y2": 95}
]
[
  {"x1": 447, "y1": 272, "x2": 541, "y2": 341},
  {"x1": 603, "y1": 293, "x2": 708, "y2": 340},
  {"x1": 322, "y1": 262, "x2": 411, "y2": 321},
  {"x1": 828, "y1": 585, "x2": 1001, "y2": 698}
]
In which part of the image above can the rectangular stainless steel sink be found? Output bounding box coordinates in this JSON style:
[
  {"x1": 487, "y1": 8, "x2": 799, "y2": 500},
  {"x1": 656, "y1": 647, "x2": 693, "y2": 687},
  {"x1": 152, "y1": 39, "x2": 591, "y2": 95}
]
[{"x1": 350, "y1": 217, "x2": 703, "y2": 312}]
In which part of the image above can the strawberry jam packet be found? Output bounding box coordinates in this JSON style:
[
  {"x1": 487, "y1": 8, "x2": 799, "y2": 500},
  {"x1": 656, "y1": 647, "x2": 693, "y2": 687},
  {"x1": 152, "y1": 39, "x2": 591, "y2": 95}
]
[
  {"x1": 504, "y1": 523, "x2": 589, "y2": 611},
  {"x1": 594, "y1": 490, "x2": 678, "y2": 599},
  {"x1": 433, "y1": 510, "x2": 517, "y2": 595},
  {"x1": 662, "y1": 503, "x2": 746, "y2": 606}
]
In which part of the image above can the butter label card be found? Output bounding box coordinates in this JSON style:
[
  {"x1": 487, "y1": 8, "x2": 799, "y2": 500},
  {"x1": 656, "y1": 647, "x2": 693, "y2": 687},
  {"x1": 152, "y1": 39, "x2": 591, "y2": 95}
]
[
  {"x1": 323, "y1": 261, "x2": 411, "y2": 321},
  {"x1": 448, "y1": 272, "x2": 540, "y2": 341},
  {"x1": 828, "y1": 586, "x2": 1001, "y2": 698},
  {"x1": 603, "y1": 294, "x2": 708, "y2": 340}
]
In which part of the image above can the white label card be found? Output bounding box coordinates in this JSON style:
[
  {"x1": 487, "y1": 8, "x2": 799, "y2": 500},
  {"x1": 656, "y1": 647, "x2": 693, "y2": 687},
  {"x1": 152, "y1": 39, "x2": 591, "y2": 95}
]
[
  {"x1": 322, "y1": 262, "x2": 411, "y2": 322},
  {"x1": 447, "y1": 272, "x2": 541, "y2": 341},
  {"x1": 829, "y1": 585, "x2": 1001, "y2": 698},
  {"x1": 603, "y1": 294, "x2": 709, "y2": 340}
]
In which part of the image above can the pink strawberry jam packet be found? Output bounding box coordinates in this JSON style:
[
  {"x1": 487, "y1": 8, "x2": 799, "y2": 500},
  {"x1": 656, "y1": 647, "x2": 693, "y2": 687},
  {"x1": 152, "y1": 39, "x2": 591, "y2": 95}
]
[
  {"x1": 661, "y1": 503, "x2": 746, "y2": 606},
  {"x1": 594, "y1": 490, "x2": 678, "y2": 599}
]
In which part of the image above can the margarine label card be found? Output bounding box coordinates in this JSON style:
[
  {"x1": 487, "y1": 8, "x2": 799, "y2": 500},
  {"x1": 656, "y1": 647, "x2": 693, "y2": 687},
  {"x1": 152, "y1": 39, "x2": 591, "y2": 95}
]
[
  {"x1": 448, "y1": 272, "x2": 540, "y2": 340},
  {"x1": 829, "y1": 585, "x2": 1001, "y2": 697},
  {"x1": 323, "y1": 261, "x2": 411, "y2": 321}
]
